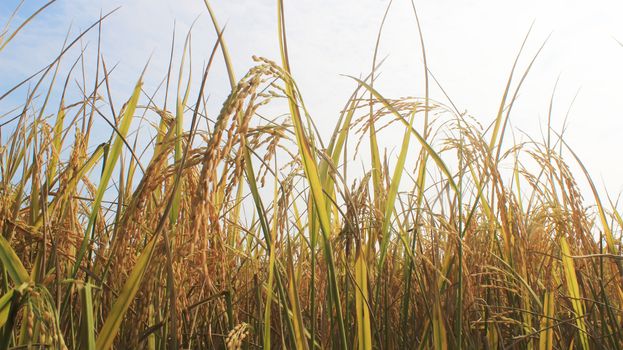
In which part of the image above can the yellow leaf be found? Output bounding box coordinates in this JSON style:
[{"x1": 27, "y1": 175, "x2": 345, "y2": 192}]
[{"x1": 560, "y1": 237, "x2": 589, "y2": 350}]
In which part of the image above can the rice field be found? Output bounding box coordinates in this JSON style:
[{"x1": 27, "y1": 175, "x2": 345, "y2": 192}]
[{"x1": 0, "y1": 1, "x2": 622, "y2": 349}]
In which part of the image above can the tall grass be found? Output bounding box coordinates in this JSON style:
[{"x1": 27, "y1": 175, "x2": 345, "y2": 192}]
[{"x1": 0, "y1": 1, "x2": 622, "y2": 349}]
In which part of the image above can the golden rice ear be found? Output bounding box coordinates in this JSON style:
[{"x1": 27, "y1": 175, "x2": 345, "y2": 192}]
[{"x1": 226, "y1": 322, "x2": 250, "y2": 350}]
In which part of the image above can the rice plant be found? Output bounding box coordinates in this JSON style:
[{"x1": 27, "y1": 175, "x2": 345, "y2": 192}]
[{"x1": 0, "y1": 1, "x2": 621, "y2": 349}]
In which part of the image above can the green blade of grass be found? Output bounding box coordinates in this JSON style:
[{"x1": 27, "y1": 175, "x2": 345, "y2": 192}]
[
  {"x1": 355, "y1": 250, "x2": 372, "y2": 350},
  {"x1": 0, "y1": 236, "x2": 29, "y2": 285},
  {"x1": 80, "y1": 283, "x2": 96, "y2": 350},
  {"x1": 378, "y1": 110, "x2": 416, "y2": 274},
  {"x1": 560, "y1": 237, "x2": 590, "y2": 350},
  {"x1": 277, "y1": 1, "x2": 347, "y2": 347},
  {"x1": 0, "y1": 289, "x2": 15, "y2": 328},
  {"x1": 72, "y1": 77, "x2": 143, "y2": 277},
  {"x1": 538, "y1": 291, "x2": 555, "y2": 350},
  {"x1": 95, "y1": 234, "x2": 157, "y2": 350}
]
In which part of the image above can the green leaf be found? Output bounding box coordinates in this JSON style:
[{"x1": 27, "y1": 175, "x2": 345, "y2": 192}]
[
  {"x1": 73, "y1": 77, "x2": 142, "y2": 276},
  {"x1": 81, "y1": 283, "x2": 96, "y2": 350},
  {"x1": 0, "y1": 236, "x2": 29, "y2": 285},
  {"x1": 0, "y1": 289, "x2": 15, "y2": 328},
  {"x1": 95, "y1": 235, "x2": 157, "y2": 350}
]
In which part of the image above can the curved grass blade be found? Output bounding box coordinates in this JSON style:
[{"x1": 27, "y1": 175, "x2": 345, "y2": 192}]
[
  {"x1": 72, "y1": 77, "x2": 143, "y2": 277},
  {"x1": 0, "y1": 237, "x2": 29, "y2": 285}
]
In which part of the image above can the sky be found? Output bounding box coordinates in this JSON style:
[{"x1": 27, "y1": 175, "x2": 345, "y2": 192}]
[{"x1": 1, "y1": 0, "x2": 623, "y2": 196}]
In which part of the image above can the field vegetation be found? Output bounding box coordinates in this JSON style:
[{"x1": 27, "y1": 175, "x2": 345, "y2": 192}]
[{"x1": 0, "y1": 1, "x2": 622, "y2": 349}]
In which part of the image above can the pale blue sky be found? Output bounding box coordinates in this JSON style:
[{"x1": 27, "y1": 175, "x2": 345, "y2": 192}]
[{"x1": 2, "y1": 0, "x2": 623, "y2": 194}]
